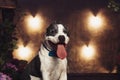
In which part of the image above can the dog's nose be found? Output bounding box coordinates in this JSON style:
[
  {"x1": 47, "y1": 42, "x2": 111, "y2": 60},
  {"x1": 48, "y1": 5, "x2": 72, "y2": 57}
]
[{"x1": 58, "y1": 35, "x2": 65, "y2": 43}]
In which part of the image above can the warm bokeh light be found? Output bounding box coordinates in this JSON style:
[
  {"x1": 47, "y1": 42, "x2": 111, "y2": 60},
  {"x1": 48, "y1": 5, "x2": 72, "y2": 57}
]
[
  {"x1": 25, "y1": 14, "x2": 44, "y2": 33},
  {"x1": 28, "y1": 16, "x2": 41, "y2": 28},
  {"x1": 88, "y1": 15, "x2": 103, "y2": 29},
  {"x1": 13, "y1": 41, "x2": 34, "y2": 61},
  {"x1": 15, "y1": 45, "x2": 32, "y2": 61},
  {"x1": 18, "y1": 46, "x2": 31, "y2": 58},
  {"x1": 83, "y1": 10, "x2": 108, "y2": 34},
  {"x1": 88, "y1": 15, "x2": 103, "y2": 28},
  {"x1": 81, "y1": 45, "x2": 96, "y2": 60}
]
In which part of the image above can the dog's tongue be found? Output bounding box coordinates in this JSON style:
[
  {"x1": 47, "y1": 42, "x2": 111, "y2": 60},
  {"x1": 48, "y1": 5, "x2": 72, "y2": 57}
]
[{"x1": 57, "y1": 44, "x2": 67, "y2": 59}]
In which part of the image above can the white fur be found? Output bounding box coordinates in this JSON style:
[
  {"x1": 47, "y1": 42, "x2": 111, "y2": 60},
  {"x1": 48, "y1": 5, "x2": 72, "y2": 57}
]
[
  {"x1": 30, "y1": 75, "x2": 41, "y2": 80},
  {"x1": 30, "y1": 24, "x2": 68, "y2": 80},
  {"x1": 39, "y1": 44, "x2": 67, "y2": 80},
  {"x1": 30, "y1": 44, "x2": 67, "y2": 80},
  {"x1": 45, "y1": 24, "x2": 69, "y2": 44}
]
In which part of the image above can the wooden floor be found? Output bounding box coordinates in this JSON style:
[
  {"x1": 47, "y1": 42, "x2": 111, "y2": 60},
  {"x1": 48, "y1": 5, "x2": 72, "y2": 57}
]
[{"x1": 68, "y1": 73, "x2": 119, "y2": 80}]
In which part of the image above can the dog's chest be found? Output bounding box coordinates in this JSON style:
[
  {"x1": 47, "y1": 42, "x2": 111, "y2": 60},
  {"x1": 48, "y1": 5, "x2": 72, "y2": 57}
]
[
  {"x1": 40, "y1": 55, "x2": 67, "y2": 71},
  {"x1": 39, "y1": 46, "x2": 67, "y2": 79}
]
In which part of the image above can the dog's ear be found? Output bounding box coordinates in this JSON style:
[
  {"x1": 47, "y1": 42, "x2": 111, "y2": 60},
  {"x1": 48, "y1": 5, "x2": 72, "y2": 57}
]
[
  {"x1": 63, "y1": 24, "x2": 70, "y2": 37},
  {"x1": 52, "y1": 21, "x2": 62, "y2": 24},
  {"x1": 66, "y1": 28, "x2": 70, "y2": 37},
  {"x1": 53, "y1": 21, "x2": 57, "y2": 24}
]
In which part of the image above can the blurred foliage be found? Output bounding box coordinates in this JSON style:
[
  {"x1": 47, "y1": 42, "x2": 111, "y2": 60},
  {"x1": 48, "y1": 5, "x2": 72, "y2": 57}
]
[
  {"x1": 108, "y1": 0, "x2": 120, "y2": 12},
  {"x1": 0, "y1": 20, "x2": 18, "y2": 68},
  {"x1": 0, "y1": 19, "x2": 20, "y2": 80}
]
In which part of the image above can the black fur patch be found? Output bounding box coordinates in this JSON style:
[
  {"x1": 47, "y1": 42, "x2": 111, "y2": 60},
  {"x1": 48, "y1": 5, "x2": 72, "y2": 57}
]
[
  {"x1": 21, "y1": 55, "x2": 42, "y2": 80},
  {"x1": 46, "y1": 23, "x2": 58, "y2": 36}
]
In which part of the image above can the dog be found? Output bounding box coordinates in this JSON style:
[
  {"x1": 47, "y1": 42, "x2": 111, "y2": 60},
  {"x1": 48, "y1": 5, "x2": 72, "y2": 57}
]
[{"x1": 21, "y1": 23, "x2": 69, "y2": 80}]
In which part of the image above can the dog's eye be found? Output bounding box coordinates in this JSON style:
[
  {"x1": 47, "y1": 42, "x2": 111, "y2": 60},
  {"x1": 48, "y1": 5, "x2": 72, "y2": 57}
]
[
  {"x1": 63, "y1": 29, "x2": 67, "y2": 34},
  {"x1": 50, "y1": 29, "x2": 56, "y2": 33},
  {"x1": 63, "y1": 29, "x2": 70, "y2": 36}
]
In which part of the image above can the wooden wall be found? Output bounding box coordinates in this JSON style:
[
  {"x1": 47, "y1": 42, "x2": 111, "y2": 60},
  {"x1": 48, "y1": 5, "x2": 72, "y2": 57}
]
[
  {"x1": 0, "y1": 0, "x2": 16, "y2": 8},
  {"x1": 0, "y1": 9, "x2": 2, "y2": 23}
]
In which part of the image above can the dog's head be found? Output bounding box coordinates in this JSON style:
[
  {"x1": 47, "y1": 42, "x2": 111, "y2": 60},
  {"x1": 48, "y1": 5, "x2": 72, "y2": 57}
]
[{"x1": 44, "y1": 23, "x2": 69, "y2": 59}]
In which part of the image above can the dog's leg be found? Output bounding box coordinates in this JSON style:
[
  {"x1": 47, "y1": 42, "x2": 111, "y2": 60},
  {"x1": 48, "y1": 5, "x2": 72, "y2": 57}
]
[
  {"x1": 59, "y1": 71, "x2": 67, "y2": 80},
  {"x1": 42, "y1": 72, "x2": 51, "y2": 80},
  {"x1": 30, "y1": 75, "x2": 41, "y2": 80}
]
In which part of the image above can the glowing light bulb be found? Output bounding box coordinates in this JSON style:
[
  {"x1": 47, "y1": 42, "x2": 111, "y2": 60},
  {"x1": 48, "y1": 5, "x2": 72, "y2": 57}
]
[
  {"x1": 25, "y1": 14, "x2": 43, "y2": 32},
  {"x1": 81, "y1": 45, "x2": 95, "y2": 60},
  {"x1": 88, "y1": 15, "x2": 103, "y2": 29},
  {"x1": 15, "y1": 45, "x2": 32, "y2": 61}
]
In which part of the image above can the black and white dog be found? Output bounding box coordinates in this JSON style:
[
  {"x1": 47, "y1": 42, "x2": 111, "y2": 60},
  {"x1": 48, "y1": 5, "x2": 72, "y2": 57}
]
[{"x1": 21, "y1": 23, "x2": 69, "y2": 80}]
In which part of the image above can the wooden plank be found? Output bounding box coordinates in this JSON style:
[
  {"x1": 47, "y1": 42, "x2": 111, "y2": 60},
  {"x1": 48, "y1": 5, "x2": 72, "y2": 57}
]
[
  {"x1": 0, "y1": 0, "x2": 16, "y2": 8},
  {"x1": 0, "y1": 9, "x2": 2, "y2": 23},
  {"x1": 68, "y1": 73, "x2": 119, "y2": 80}
]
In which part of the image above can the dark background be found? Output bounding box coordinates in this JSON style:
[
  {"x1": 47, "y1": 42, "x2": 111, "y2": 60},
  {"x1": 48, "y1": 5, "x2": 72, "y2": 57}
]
[{"x1": 14, "y1": 0, "x2": 120, "y2": 73}]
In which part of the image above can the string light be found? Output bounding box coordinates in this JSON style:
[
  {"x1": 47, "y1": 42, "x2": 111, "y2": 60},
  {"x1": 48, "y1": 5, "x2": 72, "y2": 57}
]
[
  {"x1": 13, "y1": 44, "x2": 33, "y2": 61},
  {"x1": 25, "y1": 14, "x2": 44, "y2": 33},
  {"x1": 88, "y1": 15, "x2": 103, "y2": 29},
  {"x1": 80, "y1": 45, "x2": 96, "y2": 60}
]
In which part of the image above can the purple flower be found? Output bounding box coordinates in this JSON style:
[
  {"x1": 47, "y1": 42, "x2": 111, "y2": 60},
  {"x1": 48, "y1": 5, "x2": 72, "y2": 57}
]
[
  {"x1": 4, "y1": 63, "x2": 18, "y2": 71},
  {"x1": 0, "y1": 72, "x2": 12, "y2": 80}
]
